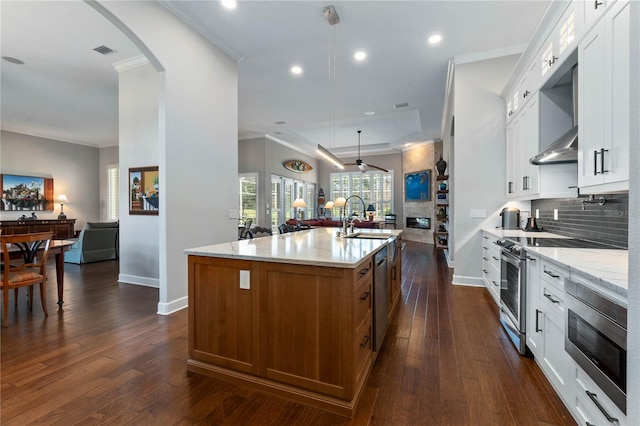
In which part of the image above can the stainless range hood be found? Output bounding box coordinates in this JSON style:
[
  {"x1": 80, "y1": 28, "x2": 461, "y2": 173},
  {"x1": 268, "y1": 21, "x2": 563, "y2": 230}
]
[
  {"x1": 530, "y1": 125, "x2": 578, "y2": 164},
  {"x1": 530, "y1": 65, "x2": 578, "y2": 165}
]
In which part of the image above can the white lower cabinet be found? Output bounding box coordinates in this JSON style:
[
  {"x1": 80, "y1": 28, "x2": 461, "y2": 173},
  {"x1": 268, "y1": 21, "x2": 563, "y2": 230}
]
[
  {"x1": 481, "y1": 232, "x2": 501, "y2": 305},
  {"x1": 571, "y1": 365, "x2": 627, "y2": 425},
  {"x1": 525, "y1": 256, "x2": 573, "y2": 412}
]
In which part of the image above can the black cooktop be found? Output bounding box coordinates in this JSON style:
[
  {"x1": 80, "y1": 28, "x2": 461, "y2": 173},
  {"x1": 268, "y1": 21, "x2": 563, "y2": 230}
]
[{"x1": 508, "y1": 237, "x2": 619, "y2": 249}]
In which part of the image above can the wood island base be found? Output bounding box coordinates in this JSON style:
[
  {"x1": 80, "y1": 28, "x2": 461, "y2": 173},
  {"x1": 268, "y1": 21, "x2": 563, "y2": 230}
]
[{"x1": 186, "y1": 358, "x2": 370, "y2": 417}]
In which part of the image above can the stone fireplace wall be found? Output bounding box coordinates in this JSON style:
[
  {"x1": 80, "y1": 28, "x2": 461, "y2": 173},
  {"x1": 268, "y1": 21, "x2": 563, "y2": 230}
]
[{"x1": 402, "y1": 140, "x2": 443, "y2": 244}]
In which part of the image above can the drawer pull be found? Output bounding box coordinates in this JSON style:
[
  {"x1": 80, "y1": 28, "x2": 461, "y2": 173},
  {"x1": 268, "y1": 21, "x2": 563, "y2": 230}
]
[
  {"x1": 526, "y1": 256, "x2": 537, "y2": 262},
  {"x1": 544, "y1": 270, "x2": 560, "y2": 279},
  {"x1": 359, "y1": 291, "x2": 370, "y2": 301},
  {"x1": 483, "y1": 236, "x2": 488, "y2": 240},
  {"x1": 492, "y1": 280, "x2": 499, "y2": 287},
  {"x1": 359, "y1": 267, "x2": 370, "y2": 276},
  {"x1": 492, "y1": 256, "x2": 499, "y2": 261},
  {"x1": 594, "y1": 0, "x2": 603, "y2": 9},
  {"x1": 483, "y1": 246, "x2": 489, "y2": 251},
  {"x1": 544, "y1": 293, "x2": 561, "y2": 304},
  {"x1": 483, "y1": 256, "x2": 489, "y2": 261},
  {"x1": 482, "y1": 269, "x2": 488, "y2": 274},
  {"x1": 360, "y1": 335, "x2": 370, "y2": 348},
  {"x1": 535, "y1": 309, "x2": 542, "y2": 332},
  {"x1": 585, "y1": 391, "x2": 618, "y2": 424}
]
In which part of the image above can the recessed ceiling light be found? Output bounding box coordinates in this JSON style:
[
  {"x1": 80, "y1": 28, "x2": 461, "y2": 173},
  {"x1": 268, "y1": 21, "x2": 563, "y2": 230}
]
[
  {"x1": 393, "y1": 102, "x2": 409, "y2": 109},
  {"x1": 221, "y1": 0, "x2": 237, "y2": 9},
  {"x1": 291, "y1": 65, "x2": 303, "y2": 75},
  {"x1": 2, "y1": 56, "x2": 24, "y2": 65},
  {"x1": 274, "y1": 121, "x2": 286, "y2": 125},
  {"x1": 354, "y1": 51, "x2": 367, "y2": 61},
  {"x1": 428, "y1": 34, "x2": 442, "y2": 45},
  {"x1": 364, "y1": 111, "x2": 375, "y2": 116}
]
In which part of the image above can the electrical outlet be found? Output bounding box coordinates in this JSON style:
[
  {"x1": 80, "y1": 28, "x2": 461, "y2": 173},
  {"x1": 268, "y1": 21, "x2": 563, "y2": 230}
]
[
  {"x1": 470, "y1": 209, "x2": 487, "y2": 218},
  {"x1": 240, "y1": 270, "x2": 250, "y2": 289},
  {"x1": 553, "y1": 209, "x2": 558, "y2": 220},
  {"x1": 535, "y1": 209, "x2": 540, "y2": 219}
]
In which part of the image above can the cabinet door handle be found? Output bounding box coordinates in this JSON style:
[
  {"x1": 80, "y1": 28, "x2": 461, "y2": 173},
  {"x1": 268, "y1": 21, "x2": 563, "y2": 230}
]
[
  {"x1": 594, "y1": 0, "x2": 603, "y2": 9},
  {"x1": 544, "y1": 293, "x2": 561, "y2": 304},
  {"x1": 360, "y1": 291, "x2": 370, "y2": 301},
  {"x1": 523, "y1": 176, "x2": 527, "y2": 191},
  {"x1": 482, "y1": 269, "x2": 489, "y2": 274},
  {"x1": 535, "y1": 309, "x2": 542, "y2": 332},
  {"x1": 594, "y1": 149, "x2": 600, "y2": 175},
  {"x1": 360, "y1": 335, "x2": 370, "y2": 348},
  {"x1": 508, "y1": 181, "x2": 514, "y2": 194},
  {"x1": 543, "y1": 270, "x2": 560, "y2": 279},
  {"x1": 492, "y1": 280, "x2": 499, "y2": 287},
  {"x1": 492, "y1": 256, "x2": 499, "y2": 261},
  {"x1": 526, "y1": 256, "x2": 537, "y2": 262},
  {"x1": 483, "y1": 256, "x2": 489, "y2": 261},
  {"x1": 600, "y1": 148, "x2": 609, "y2": 174},
  {"x1": 523, "y1": 90, "x2": 530, "y2": 98},
  {"x1": 586, "y1": 390, "x2": 618, "y2": 424}
]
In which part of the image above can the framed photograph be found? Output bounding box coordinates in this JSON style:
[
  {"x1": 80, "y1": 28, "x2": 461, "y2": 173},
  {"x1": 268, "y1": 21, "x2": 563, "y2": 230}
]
[
  {"x1": 404, "y1": 170, "x2": 431, "y2": 202},
  {"x1": 1, "y1": 174, "x2": 54, "y2": 211},
  {"x1": 129, "y1": 166, "x2": 159, "y2": 215}
]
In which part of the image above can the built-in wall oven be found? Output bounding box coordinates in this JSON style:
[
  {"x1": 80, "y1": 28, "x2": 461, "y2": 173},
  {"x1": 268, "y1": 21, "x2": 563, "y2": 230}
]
[
  {"x1": 497, "y1": 239, "x2": 528, "y2": 355},
  {"x1": 565, "y1": 277, "x2": 627, "y2": 414}
]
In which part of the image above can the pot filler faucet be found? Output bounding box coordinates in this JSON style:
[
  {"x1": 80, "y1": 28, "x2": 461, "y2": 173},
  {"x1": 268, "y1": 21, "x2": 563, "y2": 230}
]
[
  {"x1": 342, "y1": 195, "x2": 366, "y2": 235},
  {"x1": 581, "y1": 194, "x2": 607, "y2": 210}
]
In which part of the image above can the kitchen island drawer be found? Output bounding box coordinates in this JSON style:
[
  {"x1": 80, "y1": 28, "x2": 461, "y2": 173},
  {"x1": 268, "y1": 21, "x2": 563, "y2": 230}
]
[
  {"x1": 540, "y1": 260, "x2": 568, "y2": 290},
  {"x1": 353, "y1": 279, "x2": 372, "y2": 329}
]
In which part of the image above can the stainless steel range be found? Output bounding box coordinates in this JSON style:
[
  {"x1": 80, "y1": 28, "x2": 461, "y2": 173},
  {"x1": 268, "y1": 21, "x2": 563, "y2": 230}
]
[{"x1": 496, "y1": 238, "x2": 529, "y2": 355}]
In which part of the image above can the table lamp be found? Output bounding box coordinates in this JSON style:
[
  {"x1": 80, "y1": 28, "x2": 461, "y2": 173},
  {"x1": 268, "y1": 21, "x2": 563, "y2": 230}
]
[
  {"x1": 292, "y1": 198, "x2": 307, "y2": 220},
  {"x1": 366, "y1": 204, "x2": 375, "y2": 221},
  {"x1": 324, "y1": 201, "x2": 335, "y2": 218},
  {"x1": 57, "y1": 194, "x2": 69, "y2": 220}
]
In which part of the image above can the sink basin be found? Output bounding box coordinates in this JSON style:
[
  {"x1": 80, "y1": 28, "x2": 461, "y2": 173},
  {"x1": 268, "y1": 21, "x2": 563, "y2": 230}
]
[{"x1": 342, "y1": 232, "x2": 394, "y2": 240}]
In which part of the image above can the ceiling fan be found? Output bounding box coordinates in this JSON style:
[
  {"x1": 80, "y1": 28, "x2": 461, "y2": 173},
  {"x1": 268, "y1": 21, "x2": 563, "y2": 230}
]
[{"x1": 344, "y1": 130, "x2": 389, "y2": 173}]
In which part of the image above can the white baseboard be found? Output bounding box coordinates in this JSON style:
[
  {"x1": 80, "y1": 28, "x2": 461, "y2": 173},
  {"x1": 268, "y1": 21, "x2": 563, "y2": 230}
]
[
  {"x1": 118, "y1": 274, "x2": 159, "y2": 288},
  {"x1": 157, "y1": 296, "x2": 188, "y2": 316},
  {"x1": 452, "y1": 274, "x2": 485, "y2": 287}
]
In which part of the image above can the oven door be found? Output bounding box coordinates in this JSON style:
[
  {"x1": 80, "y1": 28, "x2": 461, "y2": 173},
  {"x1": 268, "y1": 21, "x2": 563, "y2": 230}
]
[
  {"x1": 565, "y1": 286, "x2": 627, "y2": 413},
  {"x1": 500, "y1": 250, "x2": 522, "y2": 329}
]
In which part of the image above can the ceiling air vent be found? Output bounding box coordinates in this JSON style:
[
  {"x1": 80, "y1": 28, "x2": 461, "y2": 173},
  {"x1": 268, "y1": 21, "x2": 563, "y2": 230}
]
[
  {"x1": 93, "y1": 45, "x2": 115, "y2": 55},
  {"x1": 393, "y1": 102, "x2": 409, "y2": 109}
]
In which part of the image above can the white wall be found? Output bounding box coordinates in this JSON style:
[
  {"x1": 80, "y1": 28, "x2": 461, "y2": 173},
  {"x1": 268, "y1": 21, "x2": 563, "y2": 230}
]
[
  {"x1": 117, "y1": 61, "x2": 160, "y2": 287},
  {"x1": 450, "y1": 54, "x2": 521, "y2": 286},
  {"x1": 627, "y1": 1, "x2": 639, "y2": 423},
  {"x1": 95, "y1": 1, "x2": 238, "y2": 314},
  {"x1": 0, "y1": 130, "x2": 100, "y2": 230}
]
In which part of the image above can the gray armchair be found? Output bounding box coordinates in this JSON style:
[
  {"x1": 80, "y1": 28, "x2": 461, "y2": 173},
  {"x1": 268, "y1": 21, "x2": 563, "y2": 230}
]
[{"x1": 64, "y1": 222, "x2": 119, "y2": 264}]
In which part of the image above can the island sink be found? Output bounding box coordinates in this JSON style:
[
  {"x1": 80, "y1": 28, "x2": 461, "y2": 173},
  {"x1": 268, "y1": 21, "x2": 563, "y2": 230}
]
[{"x1": 342, "y1": 232, "x2": 394, "y2": 240}]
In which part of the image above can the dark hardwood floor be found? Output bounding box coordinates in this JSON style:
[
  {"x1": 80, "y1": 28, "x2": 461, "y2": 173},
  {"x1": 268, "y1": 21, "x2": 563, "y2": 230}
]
[{"x1": 1, "y1": 241, "x2": 575, "y2": 425}]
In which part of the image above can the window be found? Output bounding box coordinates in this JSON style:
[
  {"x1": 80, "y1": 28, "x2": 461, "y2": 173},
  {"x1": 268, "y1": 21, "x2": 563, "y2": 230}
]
[
  {"x1": 270, "y1": 175, "x2": 316, "y2": 225},
  {"x1": 107, "y1": 165, "x2": 119, "y2": 221},
  {"x1": 329, "y1": 170, "x2": 393, "y2": 218},
  {"x1": 239, "y1": 173, "x2": 258, "y2": 223}
]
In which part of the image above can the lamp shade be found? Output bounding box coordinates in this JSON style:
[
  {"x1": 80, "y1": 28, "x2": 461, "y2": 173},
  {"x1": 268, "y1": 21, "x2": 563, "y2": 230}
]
[
  {"x1": 324, "y1": 201, "x2": 335, "y2": 209},
  {"x1": 334, "y1": 197, "x2": 346, "y2": 207},
  {"x1": 292, "y1": 198, "x2": 307, "y2": 208},
  {"x1": 366, "y1": 204, "x2": 375, "y2": 212},
  {"x1": 57, "y1": 194, "x2": 69, "y2": 203}
]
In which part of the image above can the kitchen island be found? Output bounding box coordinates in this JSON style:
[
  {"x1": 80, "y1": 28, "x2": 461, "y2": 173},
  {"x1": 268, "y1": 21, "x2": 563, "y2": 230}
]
[{"x1": 184, "y1": 227, "x2": 402, "y2": 417}]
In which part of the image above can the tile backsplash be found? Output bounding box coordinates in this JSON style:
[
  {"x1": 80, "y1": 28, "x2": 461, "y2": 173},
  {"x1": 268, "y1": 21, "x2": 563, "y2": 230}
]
[{"x1": 530, "y1": 194, "x2": 628, "y2": 249}]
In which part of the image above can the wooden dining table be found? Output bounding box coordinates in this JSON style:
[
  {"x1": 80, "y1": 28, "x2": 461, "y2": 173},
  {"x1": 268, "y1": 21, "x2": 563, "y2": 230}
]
[{"x1": 5, "y1": 239, "x2": 74, "y2": 308}]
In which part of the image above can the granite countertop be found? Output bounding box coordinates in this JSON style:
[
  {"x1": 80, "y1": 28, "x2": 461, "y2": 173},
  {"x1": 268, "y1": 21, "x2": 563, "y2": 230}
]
[
  {"x1": 481, "y1": 227, "x2": 628, "y2": 298},
  {"x1": 184, "y1": 227, "x2": 402, "y2": 268}
]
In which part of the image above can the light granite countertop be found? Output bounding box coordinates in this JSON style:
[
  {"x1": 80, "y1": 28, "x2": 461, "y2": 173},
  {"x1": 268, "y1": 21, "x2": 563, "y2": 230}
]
[
  {"x1": 184, "y1": 227, "x2": 402, "y2": 268},
  {"x1": 481, "y1": 227, "x2": 628, "y2": 298}
]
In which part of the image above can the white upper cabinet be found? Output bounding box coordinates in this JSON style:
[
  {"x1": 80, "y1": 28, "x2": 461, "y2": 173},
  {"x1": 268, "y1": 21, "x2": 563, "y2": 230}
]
[
  {"x1": 541, "y1": 4, "x2": 580, "y2": 86},
  {"x1": 579, "y1": 0, "x2": 611, "y2": 33},
  {"x1": 578, "y1": 0, "x2": 629, "y2": 192}
]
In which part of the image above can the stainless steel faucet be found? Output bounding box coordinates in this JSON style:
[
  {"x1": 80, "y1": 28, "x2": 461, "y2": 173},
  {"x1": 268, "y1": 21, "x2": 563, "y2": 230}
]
[{"x1": 581, "y1": 195, "x2": 606, "y2": 210}]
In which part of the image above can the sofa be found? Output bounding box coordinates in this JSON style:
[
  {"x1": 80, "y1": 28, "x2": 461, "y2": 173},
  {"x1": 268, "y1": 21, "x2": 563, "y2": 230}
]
[
  {"x1": 285, "y1": 218, "x2": 378, "y2": 229},
  {"x1": 64, "y1": 221, "x2": 119, "y2": 264}
]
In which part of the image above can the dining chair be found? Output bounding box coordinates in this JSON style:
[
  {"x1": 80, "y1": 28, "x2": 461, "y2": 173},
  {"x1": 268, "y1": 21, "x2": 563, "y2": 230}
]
[{"x1": 1, "y1": 232, "x2": 54, "y2": 327}]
